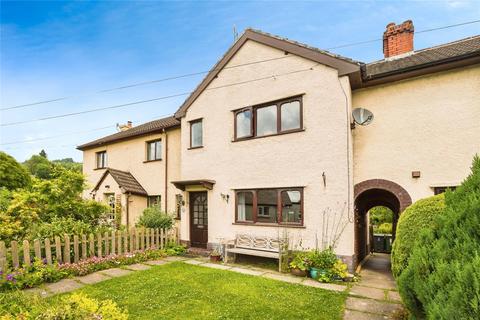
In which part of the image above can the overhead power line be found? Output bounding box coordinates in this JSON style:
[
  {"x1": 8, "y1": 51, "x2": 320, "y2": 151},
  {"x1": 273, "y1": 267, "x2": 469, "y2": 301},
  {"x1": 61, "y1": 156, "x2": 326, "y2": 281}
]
[
  {"x1": 326, "y1": 19, "x2": 480, "y2": 50},
  {"x1": 0, "y1": 113, "x2": 172, "y2": 146},
  {"x1": 0, "y1": 55, "x2": 294, "y2": 111},
  {"x1": 2, "y1": 18, "x2": 478, "y2": 111},
  {"x1": 1, "y1": 64, "x2": 316, "y2": 127}
]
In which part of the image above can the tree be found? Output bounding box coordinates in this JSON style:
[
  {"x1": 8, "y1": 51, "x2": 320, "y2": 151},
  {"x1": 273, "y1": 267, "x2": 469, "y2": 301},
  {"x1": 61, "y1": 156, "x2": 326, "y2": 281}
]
[
  {"x1": 23, "y1": 154, "x2": 54, "y2": 179},
  {"x1": 398, "y1": 156, "x2": 480, "y2": 318},
  {"x1": 0, "y1": 151, "x2": 31, "y2": 190},
  {"x1": 52, "y1": 158, "x2": 83, "y2": 173},
  {"x1": 1, "y1": 166, "x2": 108, "y2": 242}
]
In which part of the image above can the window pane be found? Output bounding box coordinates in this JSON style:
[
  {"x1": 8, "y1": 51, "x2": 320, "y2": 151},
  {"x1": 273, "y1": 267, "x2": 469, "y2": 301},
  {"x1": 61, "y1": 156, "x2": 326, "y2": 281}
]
[
  {"x1": 103, "y1": 152, "x2": 107, "y2": 167},
  {"x1": 237, "y1": 192, "x2": 253, "y2": 222},
  {"x1": 281, "y1": 190, "x2": 302, "y2": 223},
  {"x1": 148, "y1": 143, "x2": 155, "y2": 160},
  {"x1": 256, "y1": 105, "x2": 277, "y2": 136},
  {"x1": 236, "y1": 109, "x2": 252, "y2": 138},
  {"x1": 257, "y1": 190, "x2": 278, "y2": 223},
  {"x1": 281, "y1": 101, "x2": 301, "y2": 131},
  {"x1": 155, "y1": 141, "x2": 162, "y2": 159},
  {"x1": 191, "y1": 121, "x2": 203, "y2": 147}
]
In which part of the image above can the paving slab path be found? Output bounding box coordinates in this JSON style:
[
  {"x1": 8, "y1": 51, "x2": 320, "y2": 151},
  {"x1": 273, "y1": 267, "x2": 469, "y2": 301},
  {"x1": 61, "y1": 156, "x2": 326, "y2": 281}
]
[{"x1": 344, "y1": 253, "x2": 403, "y2": 319}]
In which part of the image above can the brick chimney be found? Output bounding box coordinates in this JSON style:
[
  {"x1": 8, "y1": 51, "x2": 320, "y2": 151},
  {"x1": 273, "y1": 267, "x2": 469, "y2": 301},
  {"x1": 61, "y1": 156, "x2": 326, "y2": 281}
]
[
  {"x1": 117, "y1": 121, "x2": 133, "y2": 132},
  {"x1": 383, "y1": 20, "x2": 414, "y2": 58}
]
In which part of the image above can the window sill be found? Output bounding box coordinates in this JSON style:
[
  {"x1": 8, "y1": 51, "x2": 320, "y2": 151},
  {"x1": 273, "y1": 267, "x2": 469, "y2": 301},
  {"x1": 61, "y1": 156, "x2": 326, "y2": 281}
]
[
  {"x1": 188, "y1": 146, "x2": 204, "y2": 150},
  {"x1": 94, "y1": 167, "x2": 106, "y2": 171},
  {"x1": 232, "y1": 222, "x2": 305, "y2": 229},
  {"x1": 232, "y1": 128, "x2": 305, "y2": 143},
  {"x1": 143, "y1": 159, "x2": 162, "y2": 163}
]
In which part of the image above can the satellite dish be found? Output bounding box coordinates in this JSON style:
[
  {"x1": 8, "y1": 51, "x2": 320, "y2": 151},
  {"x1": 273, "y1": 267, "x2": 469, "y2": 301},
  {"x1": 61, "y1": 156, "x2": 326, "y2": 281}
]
[{"x1": 352, "y1": 108, "x2": 374, "y2": 126}]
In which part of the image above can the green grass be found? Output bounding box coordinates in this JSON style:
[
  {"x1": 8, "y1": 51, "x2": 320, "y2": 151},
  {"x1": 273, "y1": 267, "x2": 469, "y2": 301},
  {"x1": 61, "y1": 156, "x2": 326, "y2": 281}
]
[{"x1": 64, "y1": 262, "x2": 346, "y2": 319}]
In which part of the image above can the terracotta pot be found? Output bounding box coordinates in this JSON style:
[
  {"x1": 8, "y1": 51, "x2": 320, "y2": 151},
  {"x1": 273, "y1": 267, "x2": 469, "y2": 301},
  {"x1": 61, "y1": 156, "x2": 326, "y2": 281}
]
[
  {"x1": 210, "y1": 255, "x2": 222, "y2": 262},
  {"x1": 290, "y1": 267, "x2": 307, "y2": 277}
]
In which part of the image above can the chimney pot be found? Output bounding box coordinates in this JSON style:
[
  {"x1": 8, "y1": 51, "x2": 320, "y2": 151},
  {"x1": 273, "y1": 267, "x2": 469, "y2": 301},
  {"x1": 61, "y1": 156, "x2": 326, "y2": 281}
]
[
  {"x1": 383, "y1": 20, "x2": 414, "y2": 58},
  {"x1": 127, "y1": 121, "x2": 132, "y2": 128}
]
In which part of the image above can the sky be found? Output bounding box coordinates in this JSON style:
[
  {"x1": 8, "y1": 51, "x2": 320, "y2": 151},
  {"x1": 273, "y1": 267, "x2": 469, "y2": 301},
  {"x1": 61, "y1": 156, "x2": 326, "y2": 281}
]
[{"x1": 1, "y1": 0, "x2": 479, "y2": 162}]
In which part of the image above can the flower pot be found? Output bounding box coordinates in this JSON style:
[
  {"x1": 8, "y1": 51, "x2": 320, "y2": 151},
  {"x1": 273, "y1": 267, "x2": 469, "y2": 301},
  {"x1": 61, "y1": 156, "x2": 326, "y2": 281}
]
[
  {"x1": 309, "y1": 267, "x2": 328, "y2": 280},
  {"x1": 210, "y1": 255, "x2": 222, "y2": 262},
  {"x1": 290, "y1": 267, "x2": 307, "y2": 277}
]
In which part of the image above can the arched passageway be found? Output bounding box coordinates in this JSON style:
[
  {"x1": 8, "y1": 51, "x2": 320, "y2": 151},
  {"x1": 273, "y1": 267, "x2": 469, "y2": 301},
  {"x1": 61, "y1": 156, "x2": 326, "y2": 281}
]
[{"x1": 354, "y1": 179, "x2": 412, "y2": 266}]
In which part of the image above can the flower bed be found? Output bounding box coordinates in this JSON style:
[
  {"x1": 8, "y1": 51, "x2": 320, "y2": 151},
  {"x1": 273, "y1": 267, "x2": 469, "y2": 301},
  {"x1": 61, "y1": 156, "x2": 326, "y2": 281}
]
[{"x1": 0, "y1": 244, "x2": 186, "y2": 292}]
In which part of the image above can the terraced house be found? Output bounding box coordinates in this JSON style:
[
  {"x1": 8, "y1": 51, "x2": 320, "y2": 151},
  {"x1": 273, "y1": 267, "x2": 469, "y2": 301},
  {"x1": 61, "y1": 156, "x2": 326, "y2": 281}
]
[{"x1": 78, "y1": 21, "x2": 480, "y2": 270}]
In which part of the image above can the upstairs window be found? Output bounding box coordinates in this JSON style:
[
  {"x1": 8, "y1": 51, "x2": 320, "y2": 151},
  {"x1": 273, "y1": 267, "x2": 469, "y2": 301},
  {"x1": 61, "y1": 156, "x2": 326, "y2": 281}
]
[
  {"x1": 147, "y1": 140, "x2": 162, "y2": 161},
  {"x1": 234, "y1": 96, "x2": 302, "y2": 140},
  {"x1": 96, "y1": 151, "x2": 107, "y2": 169},
  {"x1": 190, "y1": 119, "x2": 203, "y2": 148}
]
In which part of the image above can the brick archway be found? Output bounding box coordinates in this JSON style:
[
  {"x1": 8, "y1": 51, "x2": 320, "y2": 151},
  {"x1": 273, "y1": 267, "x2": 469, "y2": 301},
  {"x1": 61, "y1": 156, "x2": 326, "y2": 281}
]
[
  {"x1": 354, "y1": 179, "x2": 412, "y2": 213},
  {"x1": 353, "y1": 179, "x2": 412, "y2": 267}
]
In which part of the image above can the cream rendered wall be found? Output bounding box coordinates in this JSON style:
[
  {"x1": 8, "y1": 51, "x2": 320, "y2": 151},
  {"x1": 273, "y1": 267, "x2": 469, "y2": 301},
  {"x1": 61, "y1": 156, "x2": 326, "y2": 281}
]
[
  {"x1": 82, "y1": 127, "x2": 182, "y2": 224},
  {"x1": 178, "y1": 40, "x2": 355, "y2": 259},
  {"x1": 353, "y1": 65, "x2": 480, "y2": 202}
]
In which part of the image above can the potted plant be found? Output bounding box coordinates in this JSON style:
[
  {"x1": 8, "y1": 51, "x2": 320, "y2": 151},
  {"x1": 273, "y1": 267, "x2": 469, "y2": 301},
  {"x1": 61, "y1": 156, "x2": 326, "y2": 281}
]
[
  {"x1": 307, "y1": 248, "x2": 338, "y2": 282},
  {"x1": 289, "y1": 252, "x2": 309, "y2": 277},
  {"x1": 210, "y1": 248, "x2": 222, "y2": 262}
]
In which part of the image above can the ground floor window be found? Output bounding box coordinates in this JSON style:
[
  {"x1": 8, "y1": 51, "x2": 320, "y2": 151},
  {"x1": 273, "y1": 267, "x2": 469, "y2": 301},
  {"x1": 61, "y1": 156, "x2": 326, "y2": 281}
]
[
  {"x1": 147, "y1": 195, "x2": 161, "y2": 207},
  {"x1": 235, "y1": 188, "x2": 303, "y2": 225},
  {"x1": 433, "y1": 186, "x2": 457, "y2": 195}
]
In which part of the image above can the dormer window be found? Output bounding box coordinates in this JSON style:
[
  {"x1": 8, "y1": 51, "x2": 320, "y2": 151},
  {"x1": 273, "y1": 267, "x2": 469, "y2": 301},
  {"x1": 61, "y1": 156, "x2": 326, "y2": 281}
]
[
  {"x1": 234, "y1": 96, "x2": 303, "y2": 141},
  {"x1": 96, "y1": 151, "x2": 107, "y2": 169}
]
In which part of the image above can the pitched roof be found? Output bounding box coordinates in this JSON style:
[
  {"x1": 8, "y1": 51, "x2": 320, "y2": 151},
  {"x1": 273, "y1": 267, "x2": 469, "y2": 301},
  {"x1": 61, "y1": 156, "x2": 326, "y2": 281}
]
[
  {"x1": 174, "y1": 28, "x2": 361, "y2": 118},
  {"x1": 364, "y1": 35, "x2": 480, "y2": 80},
  {"x1": 93, "y1": 168, "x2": 147, "y2": 196},
  {"x1": 77, "y1": 116, "x2": 179, "y2": 150}
]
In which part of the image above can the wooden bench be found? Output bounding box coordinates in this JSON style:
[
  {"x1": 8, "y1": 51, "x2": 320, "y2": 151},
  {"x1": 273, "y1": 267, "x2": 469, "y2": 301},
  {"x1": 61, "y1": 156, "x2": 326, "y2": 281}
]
[{"x1": 224, "y1": 234, "x2": 283, "y2": 271}]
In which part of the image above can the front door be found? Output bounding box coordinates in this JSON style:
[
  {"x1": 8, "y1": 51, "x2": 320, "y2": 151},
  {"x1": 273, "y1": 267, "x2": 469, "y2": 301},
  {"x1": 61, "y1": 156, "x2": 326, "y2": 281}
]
[{"x1": 190, "y1": 192, "x2": 208, "y2": 248}]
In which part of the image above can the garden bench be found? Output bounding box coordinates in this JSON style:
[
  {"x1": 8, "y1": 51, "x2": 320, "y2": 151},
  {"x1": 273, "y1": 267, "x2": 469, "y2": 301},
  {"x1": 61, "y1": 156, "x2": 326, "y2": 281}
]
[{"x1": 224, "y1": 234, "x2": 283, "y2": 272}]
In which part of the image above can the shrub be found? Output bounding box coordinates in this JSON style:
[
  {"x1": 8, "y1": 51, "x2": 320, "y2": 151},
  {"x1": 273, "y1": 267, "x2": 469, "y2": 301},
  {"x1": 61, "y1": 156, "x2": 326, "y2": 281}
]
[
  {"x1": 0, "y1": 291, "x2": 127, "y2": 319},
  {"x1": 137, "y1": 206, "x2": 174, "y2": 229},
  {"x1": 397, "y1": 156, "x2": 480, "y2": 319},
  {"x1": 308, "y1": 248, "x2": 338, "y2": 270},
  {"x1": 289, "y1": 251, "x2": 310, "y2": 271},
  {"x1": 391, "y1": 194, "x2": 445, "y2": 278},
  {"x1": 374, "y1": 222, "x2": 392, "y2": 234},
  {"x1": 27, "y1": 217, "x2": 96, "y2": 240}
]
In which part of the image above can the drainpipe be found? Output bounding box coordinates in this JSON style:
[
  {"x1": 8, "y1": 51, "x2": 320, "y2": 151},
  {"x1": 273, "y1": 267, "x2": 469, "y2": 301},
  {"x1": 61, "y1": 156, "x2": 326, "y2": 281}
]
[
  {"x1": 126, "y1": 192, "x2": 131, "y2": 229},
  {"x1": 163, "y1": 128, "x2": 168, "y2": 213}
]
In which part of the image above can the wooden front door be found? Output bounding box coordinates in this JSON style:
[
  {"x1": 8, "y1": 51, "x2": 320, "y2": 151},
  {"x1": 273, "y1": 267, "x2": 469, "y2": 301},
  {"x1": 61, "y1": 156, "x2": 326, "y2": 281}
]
[{"x1": 190, "y1": 192, "x2": 208, "y2": 247}]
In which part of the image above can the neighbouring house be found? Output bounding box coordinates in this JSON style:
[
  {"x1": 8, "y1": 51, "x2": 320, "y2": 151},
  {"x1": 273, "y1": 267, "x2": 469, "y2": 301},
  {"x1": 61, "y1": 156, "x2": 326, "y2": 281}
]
[{"x1": 78, "y1": 20, "x2": 480, "y2": 270}]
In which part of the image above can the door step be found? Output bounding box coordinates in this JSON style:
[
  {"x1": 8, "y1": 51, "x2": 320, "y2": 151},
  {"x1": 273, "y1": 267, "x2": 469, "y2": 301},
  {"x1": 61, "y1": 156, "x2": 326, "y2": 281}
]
[{"x1": 186, "y1": 247, "x2": 212, "y2": 257}]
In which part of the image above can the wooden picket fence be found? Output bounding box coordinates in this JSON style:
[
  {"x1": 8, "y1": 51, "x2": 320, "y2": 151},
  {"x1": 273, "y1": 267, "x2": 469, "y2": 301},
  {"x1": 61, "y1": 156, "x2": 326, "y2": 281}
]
[{"x1": 0, "y1": 227, "x2": 178, "y2": 273}]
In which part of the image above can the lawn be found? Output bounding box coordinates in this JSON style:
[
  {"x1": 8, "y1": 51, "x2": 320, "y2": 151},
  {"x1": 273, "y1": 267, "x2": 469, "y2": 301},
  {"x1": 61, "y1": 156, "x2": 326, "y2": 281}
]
[{"x1": 62, "y1": 262, "x2": 346, "y2": 319}]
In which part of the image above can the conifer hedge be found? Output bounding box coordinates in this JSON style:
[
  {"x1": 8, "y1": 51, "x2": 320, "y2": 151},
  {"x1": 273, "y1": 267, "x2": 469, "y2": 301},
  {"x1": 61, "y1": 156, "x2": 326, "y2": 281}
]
[{"x1": 396, "y1": 156, "x2": 480, "y2": 319}]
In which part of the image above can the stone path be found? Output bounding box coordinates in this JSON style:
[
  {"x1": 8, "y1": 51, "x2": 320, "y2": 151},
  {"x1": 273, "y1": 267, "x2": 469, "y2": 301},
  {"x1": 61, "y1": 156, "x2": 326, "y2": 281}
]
[
  {"x1": 344, "y1": 253, "x2": 403, "y2": 320},
  {"x1": 25, "y1": 255, "x2": 350, "y2": 298},
  {"x1": 25, "y1": 256, "x2": 189, "y2": 297},
  {"x1": 188, "y1": 258, "x2": 348, "y2": 292}
]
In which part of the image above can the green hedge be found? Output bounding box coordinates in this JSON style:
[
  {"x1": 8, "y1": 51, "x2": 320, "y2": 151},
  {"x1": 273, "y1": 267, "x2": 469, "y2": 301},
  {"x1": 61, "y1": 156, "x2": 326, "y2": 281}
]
[
  {"x1": 397, "y1": 156, "x2": 480, "y2": 319},
  {"x1": 391, "y1": 194, "x2": 445, "y2": 278}
]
